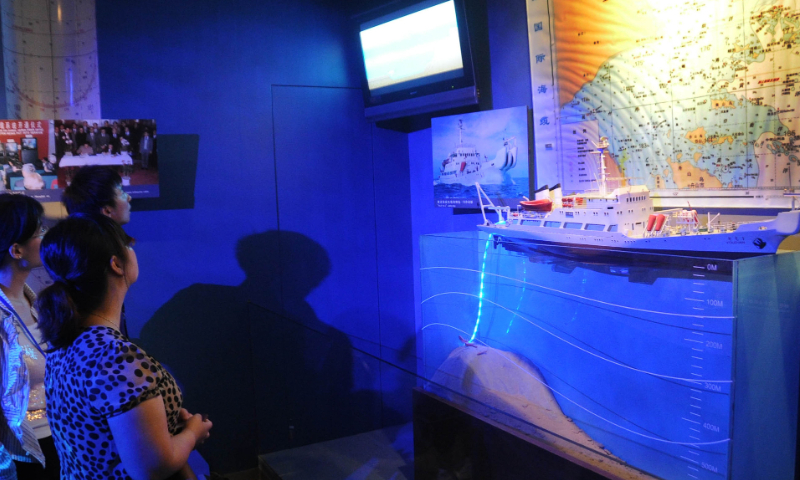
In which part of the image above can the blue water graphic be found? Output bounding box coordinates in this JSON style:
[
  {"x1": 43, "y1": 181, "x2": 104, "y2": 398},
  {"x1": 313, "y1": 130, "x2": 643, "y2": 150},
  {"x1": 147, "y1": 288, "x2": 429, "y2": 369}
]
[{"x1": 421, "y1": 232, "x2": 734, "y2": 480}]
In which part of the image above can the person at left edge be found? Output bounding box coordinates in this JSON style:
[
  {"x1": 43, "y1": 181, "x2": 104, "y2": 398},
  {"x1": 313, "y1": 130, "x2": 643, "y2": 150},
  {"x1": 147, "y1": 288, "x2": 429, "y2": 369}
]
[{"x1": 0, "y1": 194, "x2": 59, "y2": 479}]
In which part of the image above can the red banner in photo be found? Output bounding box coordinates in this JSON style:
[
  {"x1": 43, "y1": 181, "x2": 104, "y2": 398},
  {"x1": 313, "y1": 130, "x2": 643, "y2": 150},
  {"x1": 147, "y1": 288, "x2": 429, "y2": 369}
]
[{"x1": 0, "y1": 120, "x2": 50, "y2": 162}]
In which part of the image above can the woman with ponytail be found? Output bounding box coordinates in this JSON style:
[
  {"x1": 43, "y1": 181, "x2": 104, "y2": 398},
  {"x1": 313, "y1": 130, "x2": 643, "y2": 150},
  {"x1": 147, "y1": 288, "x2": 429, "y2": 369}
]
[
  {"x1": 0, "y1": 194, "x2": 58, "y2": 479},
  {"x1": 37, "y1": 214, "x2": 212, "y2": 479}
]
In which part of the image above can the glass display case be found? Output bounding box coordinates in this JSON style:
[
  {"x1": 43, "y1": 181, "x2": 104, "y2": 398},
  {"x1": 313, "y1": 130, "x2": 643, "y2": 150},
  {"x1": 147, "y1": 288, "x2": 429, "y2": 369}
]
[{"x1": 420, "y1": 230, "x2": 800, "y2": 480}]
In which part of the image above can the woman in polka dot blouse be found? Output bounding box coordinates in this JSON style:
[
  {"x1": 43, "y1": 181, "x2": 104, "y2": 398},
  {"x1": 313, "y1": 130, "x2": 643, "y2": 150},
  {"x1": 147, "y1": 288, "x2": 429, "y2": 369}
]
[{"x1": 35, "y1": 215, "x2": 212, "y2": 479}]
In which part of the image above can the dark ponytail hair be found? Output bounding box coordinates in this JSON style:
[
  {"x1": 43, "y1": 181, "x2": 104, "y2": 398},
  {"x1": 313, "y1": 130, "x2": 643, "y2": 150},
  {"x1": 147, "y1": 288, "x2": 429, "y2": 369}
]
[
  {"x1": 0, "y1": 194, "x2": 44, "y2": 264},
  {"x1": 61, "y1": 166, "x2": 122, "y2": 216},
  {"x1": 36, "y1": 214, "x2": 133, "y2": 350}
]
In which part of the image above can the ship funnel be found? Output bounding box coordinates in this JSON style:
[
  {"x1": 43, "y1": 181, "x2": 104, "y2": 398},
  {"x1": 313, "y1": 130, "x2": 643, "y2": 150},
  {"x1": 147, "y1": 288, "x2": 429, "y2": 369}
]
[
  {"x1": 549, "y1": 183, "x2": 562, "y2": 208},
  {"x1": 534, "y1": 185, "x2": 549, "y2": 201}
]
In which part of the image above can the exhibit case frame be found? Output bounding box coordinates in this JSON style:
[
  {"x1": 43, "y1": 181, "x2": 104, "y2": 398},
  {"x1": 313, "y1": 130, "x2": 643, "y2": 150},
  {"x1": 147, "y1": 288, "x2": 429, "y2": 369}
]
[{"x1": 420, "y1": 230, "x2": 800, "y2": 480}]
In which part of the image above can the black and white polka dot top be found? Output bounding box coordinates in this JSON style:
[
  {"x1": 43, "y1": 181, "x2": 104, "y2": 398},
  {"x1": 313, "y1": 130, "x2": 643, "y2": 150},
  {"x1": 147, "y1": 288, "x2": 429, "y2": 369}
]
[{"x1": 45, "y1": 326, "x2": 183, "y2": 479}]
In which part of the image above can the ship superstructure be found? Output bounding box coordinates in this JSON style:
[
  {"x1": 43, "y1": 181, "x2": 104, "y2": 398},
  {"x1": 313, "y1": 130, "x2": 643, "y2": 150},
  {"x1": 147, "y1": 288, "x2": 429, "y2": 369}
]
[{"x1": 477, "y1": 138, "x2": 800, "y2": 257}]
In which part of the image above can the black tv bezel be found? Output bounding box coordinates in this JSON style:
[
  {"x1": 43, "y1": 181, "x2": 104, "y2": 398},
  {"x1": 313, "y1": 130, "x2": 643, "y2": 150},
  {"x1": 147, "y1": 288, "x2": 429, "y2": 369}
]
[{"x1": 356, "y1": 0, "x2": 477, "y2": 110}]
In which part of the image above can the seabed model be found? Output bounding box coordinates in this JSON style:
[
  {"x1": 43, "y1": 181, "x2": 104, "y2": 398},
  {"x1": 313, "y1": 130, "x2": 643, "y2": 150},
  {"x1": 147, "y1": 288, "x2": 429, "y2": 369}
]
[
  {"x1": 476, "y1": 138, "x2": 800, "y2": 257},
  {"x1": 420, "y1": 229, "x2": 800, "y2": 480}
]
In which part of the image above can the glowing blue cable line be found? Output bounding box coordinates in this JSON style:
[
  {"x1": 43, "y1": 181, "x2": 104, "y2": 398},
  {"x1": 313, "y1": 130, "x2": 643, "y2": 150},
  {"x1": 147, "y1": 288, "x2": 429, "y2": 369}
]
[
  {"x1": 470, "y1": 234, "x2": 492, "y2": 343},
  {"x1": 421, "y1": 267, "x2": 734, "y2": 319},
  {"x1": 421, "y1": 322, "x2": 731, "y2": 447},
  {"x1": 422, "y1": 291, "x2": 732, "y2": 384}
]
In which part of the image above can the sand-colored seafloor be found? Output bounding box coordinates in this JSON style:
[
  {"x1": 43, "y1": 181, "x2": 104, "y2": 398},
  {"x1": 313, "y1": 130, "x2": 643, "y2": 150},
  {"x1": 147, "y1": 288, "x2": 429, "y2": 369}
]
[{"x1": 428, "y1": 346, "x2": 660, "y2": 480}]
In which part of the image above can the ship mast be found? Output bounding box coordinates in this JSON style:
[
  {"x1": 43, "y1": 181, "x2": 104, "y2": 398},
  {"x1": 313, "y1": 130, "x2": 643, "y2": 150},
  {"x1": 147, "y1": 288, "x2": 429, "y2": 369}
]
[
  {"x1": 599, "y1": 147, "x2": 607, "y2": 197},
  {"x1": 592, "y1": 136, "x2": 609, "y2": 197}
]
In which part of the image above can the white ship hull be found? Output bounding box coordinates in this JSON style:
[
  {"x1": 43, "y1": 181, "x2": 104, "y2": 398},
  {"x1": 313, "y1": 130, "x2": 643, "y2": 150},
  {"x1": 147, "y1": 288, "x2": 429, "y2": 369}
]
[
  {"x1": 479, "y1": 209, "x2": 800, "y2": 257},
  {"x1": 477, "y1": 180, "x2": 800, "y2": 257}
]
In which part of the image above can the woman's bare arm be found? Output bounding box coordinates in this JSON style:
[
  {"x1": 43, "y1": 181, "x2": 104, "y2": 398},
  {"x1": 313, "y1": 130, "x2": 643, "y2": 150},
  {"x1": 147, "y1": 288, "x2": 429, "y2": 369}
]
[{"x1": 108, "y1": 395, "x2": 212, "y2": 480}]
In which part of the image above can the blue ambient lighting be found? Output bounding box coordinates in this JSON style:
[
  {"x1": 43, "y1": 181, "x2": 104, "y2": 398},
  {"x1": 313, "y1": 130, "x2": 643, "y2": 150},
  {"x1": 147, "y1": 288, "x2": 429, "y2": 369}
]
[
  {"x1": 68, "y1": 67, "x2": 74, "y2": 106},
  {"x1": 506, "y1": 259, "x2": 526, "y2": 334},
  {"x1": 470, "y1": 233, "x2": 492, "y2": 342},
  {"x1": 360, "y1": 0, "x2": 463, "y2": 94}
]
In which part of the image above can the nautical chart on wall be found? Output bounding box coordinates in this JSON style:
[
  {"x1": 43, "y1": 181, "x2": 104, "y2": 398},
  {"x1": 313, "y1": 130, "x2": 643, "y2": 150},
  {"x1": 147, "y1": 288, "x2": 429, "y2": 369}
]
[{"x1": 528, "y1": 0, "x2": 800, "y2": 208}]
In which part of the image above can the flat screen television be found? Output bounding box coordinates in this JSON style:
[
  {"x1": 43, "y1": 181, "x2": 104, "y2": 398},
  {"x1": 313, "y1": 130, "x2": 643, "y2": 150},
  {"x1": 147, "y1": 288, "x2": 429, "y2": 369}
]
[
  {"x1": 21, "y1": 137, "x2": 38, "y2": 165},
  {"x1": 21, "y1": 137, "x2": 37, "y2": 150},
  {"x1": 357, "y1": 0, "x2": 480, "y2": 122}
]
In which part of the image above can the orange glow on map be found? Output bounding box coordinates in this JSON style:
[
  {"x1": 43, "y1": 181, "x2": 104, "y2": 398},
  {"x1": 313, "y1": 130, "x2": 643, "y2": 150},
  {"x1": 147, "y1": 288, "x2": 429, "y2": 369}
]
[{"x1": 552, "y1": 0, "x2": 662, "y2": 108}]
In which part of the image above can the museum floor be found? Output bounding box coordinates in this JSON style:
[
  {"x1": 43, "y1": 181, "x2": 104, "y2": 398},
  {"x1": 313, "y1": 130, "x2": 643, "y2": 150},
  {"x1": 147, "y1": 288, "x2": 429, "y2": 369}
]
[{"x1": 258, "y1": 424, "x2": 413, "y2": 480}]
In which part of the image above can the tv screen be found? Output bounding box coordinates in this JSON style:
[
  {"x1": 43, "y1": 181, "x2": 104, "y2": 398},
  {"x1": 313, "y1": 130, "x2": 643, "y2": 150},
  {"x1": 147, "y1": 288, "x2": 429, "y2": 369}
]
[
  {"x1": 22, "y1": 137, "x2": 37, "y2": 149},
  {"x1": 357, "y1": 0, "x2": 478, "y2": 121},
  {"x1": 361, "y1": 0, "x2": 463, "y2": 96}
]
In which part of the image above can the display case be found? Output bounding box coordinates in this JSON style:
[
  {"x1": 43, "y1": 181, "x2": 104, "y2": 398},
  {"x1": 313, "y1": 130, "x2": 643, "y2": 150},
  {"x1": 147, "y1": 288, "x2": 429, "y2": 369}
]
[{"x1": 420, "y1": 231, "x2": 800, "y2": 480}]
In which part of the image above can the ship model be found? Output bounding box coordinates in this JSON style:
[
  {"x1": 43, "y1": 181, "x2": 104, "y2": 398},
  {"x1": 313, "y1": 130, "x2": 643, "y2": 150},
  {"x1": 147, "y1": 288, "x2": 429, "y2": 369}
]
[{"x1": 477, "y1": 137, "x2": 800, "y2": 257}]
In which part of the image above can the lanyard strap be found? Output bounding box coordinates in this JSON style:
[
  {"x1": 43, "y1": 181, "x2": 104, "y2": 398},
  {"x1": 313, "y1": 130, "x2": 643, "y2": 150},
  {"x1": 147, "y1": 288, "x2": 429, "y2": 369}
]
[{"x1": 0, "y1": 295, "x2": 46, "y2": 357}]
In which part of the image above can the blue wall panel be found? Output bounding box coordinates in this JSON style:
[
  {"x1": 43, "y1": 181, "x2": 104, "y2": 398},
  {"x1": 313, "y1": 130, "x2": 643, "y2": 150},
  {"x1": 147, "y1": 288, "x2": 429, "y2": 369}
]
[
  {"x1": 96, "y1": 0, "x2": 358, "y2": 340},
  {"x1": 95, "y1": 0, "x2": 420, "y2": 472},
  {"x1": 92, "y1": 0, "x2": 531, "y2": 473},
  {"x1": 95, "y1": 0, "x2": 391, "y2": 473},
  {"x1": 272, "y1": 85, "x2": 379, "y2": 343},
  {"x1": 372, "y1": 126, "x2": 413, "y2": 358},
  {"x1": 371, "y1": 126, "x2": 415, "y2": 422},
  {"x1": 267, "y1": 85, "x2": 414, "y2": 451},
  {"x1": 487, "y1": 0, "x2": 533, "y2": 111}
]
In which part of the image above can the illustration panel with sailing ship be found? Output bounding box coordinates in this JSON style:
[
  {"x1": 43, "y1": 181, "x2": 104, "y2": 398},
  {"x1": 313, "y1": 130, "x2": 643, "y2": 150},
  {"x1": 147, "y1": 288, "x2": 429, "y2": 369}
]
[{"x1": 432, "y1": 106, "x2": 529, "y2": 208}]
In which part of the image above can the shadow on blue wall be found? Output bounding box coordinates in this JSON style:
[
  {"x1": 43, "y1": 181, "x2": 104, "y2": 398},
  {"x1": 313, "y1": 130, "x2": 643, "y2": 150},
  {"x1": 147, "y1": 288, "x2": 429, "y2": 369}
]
[
  {"x1": 94, "y1": 0, "x2": 530, "y2": 474},
  {"x1": 138, "y1": 230, "x2": 405, "y2": 473}
]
